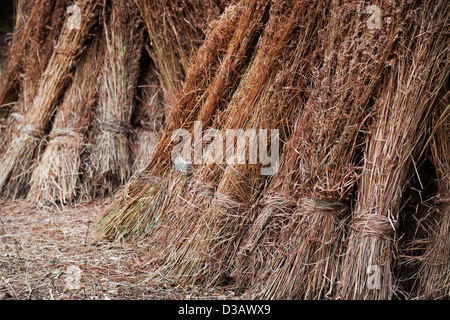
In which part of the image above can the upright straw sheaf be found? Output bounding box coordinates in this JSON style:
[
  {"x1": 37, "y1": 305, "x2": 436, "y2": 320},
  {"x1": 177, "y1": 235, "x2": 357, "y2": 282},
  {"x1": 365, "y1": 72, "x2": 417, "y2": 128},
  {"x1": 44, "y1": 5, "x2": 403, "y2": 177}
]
[
  {"x1": 339, "y1": 1, "x2": 450, "y2": 300},
  {"x1": 135, "y1": 0, "x2": 231, "y2": 115},
  {"x1": 0, "y1": 0, "x2": 69, "y2": 151},
  {"x1": 233, "y1": 0, "x2": 406, "y2": 300},
  {"x1": 90, "y1": 0, "x2": 144, "y2": 195},
  {"x1": 27, "y1": 37, "x2": 104, "y2": 205},
  {"x1": 97, "y1": 2, "x2": 252, "y2": 239},
  {"x1": 152, "y1": 0, "x2": 321, "y2": 287},
  {"x1": 0, "y1": 0, "x2": 101, "y2": 199},
  {"x1": 415, "y1": 100, "x2": 450, "y2": 299}
]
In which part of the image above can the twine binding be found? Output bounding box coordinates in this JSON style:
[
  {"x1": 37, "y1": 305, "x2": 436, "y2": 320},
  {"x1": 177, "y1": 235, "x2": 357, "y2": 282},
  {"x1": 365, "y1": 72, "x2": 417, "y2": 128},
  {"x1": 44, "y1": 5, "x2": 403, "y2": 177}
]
[
  {"x1": 352, "y1": 213, "x2": 398, "y2": 237},
  {"x1": 101, "y1": 118, "x2": 132, "y2": 136}
]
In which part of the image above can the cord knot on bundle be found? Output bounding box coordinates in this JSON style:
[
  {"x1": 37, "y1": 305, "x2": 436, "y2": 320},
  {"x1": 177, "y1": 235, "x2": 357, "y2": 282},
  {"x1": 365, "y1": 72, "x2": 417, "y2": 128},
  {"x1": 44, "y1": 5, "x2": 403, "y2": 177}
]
[
  {"x1": 263, "y1": 193, "x2": 297, "y2": 209},
  {"x1": 22, "y1": 124, "x2": 45, "y2": 140},
  {"x1": 48, "y1": 129, "x2": 82, "y2": 143},
  {"x1": 297, "y1": 198, "x2": 346, "y2": 218},
  {"x1": 8, "y1": 112, "x2": 25, "y2": 125},
  {"x1": 100, "y1": 118, "x2": 132, "y2": 136},
  {"x1": 352, "y1": 213, "x2": 398, "y2": 238}
]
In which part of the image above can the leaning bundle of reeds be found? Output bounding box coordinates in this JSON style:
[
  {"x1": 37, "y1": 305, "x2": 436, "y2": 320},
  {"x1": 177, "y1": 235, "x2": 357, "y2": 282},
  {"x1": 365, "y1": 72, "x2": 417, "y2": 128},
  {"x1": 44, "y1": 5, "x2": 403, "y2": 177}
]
[
  {"x1": 88, "y1": 0, "x2": 144, "y2": 195},
  {"x1": 91, "y1": 0, "x2": 450, "y2": 299},
  {"x1": 210, "y1": 0, "x2": 406, "y2": 299},
  {"x1": 98, "y1": 2, "x2": 245, "y2": 239},
  {"x1": 0, "y1": 0, "x2": 42, "y2": 111},
  {"x1": 414, "y1": 100, "x2": 449, "y2": 299},
  {"x1": 0, "y1": 0, "x2": 100, "y2": 199},
  {"x1": 0, "y1": 0, "x2": 29, "y2": 119},
  {"x1": 27, "y1": 37, "x2": 104, "y2": 205},
  {"x1": 338, "y1": 1, "x2": 449, "y2": 299},
  {"x1": 152, "y1": 0, "x2": 326, "y2": 287},
  {"x1": 1, "y1": 0, "x2": 69, "y2": 151},
  {"x1": 135, "y1": 0, "x2": 231, "y2": 115}
]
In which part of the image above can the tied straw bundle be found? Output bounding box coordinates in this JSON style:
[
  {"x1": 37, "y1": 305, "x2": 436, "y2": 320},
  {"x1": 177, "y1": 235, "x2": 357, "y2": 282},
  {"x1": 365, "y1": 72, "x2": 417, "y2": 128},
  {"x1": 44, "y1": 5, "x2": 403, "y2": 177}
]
[
  {"x1": 339, "y1": 0, "x2": 449, "y2": 299},
  {"x1": 152, "y1": 0, "x2": 326, "y2": 288},
  {"x1": 414, "y1": 97, "x2": 449, "y2": 299},
  {"x1": 89, "y1": 0, "x2": 144, "y2": 195},
  {"x1": 98, "y1": 0, "x2": 449, "y2": 300},
  {"x1": 128, "y1": 0, "x2": 233, "y2": 175},
  {"x1": 0, "y1": 0, "x2": 101, "y2": 199},
  {"x1": 27, "y1": 36, "x2": 104, "y2": 204},
  {"x1": 135, "y1": 0, "x2": 230, "y2": 116},
  {"x1": 98, "y1": 0, "x2": 239, "y2": 239},
  {"x1": 1, "y1": 0, "x2": 70, "y2": 152},
  {"x1": 235, "y1": 0, "x2": 409, "y2": 300}
]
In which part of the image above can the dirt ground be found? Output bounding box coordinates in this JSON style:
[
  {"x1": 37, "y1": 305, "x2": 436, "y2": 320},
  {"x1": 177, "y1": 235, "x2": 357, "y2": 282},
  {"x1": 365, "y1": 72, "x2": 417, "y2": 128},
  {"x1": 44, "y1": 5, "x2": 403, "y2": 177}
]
[{"x1": 0, "y1": 200, "x2": 239, "y2": 300}]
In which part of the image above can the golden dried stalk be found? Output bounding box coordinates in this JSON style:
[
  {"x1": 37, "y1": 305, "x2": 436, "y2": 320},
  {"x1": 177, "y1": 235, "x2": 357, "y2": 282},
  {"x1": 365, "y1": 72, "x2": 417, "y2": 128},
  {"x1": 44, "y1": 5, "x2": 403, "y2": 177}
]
[{"x1": 1, "y1": 0, "x2": 69, "y2": 151}]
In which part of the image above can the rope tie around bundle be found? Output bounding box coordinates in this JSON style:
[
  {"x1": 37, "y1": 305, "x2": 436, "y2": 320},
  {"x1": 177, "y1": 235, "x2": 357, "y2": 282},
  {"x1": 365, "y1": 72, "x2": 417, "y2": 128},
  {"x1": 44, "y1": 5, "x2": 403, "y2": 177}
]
[
  {"x1": 297, "y1": 198, "x2": 346, "y2": 218},
  {"x1": 8, "y1": 112, "x2": 25, "y2": 125},
  {"x1": 352, "y1": 212, "x2": 398, "y2": 238},
  {"x1": 101, "y1": 118, "x2": 132, "y2": 136},
  {"x1": 135, "y1": 171, "x2": 162, "y2": 186},
  {"x1": 215, "y1": 192, "x2": 248, "y2": 214},
  {"x1": 259, "y1": 194, "x2": 297, "y2": 220},
  {"x1": 48, "y1": 129, "x2": 83, "y2": 144},
  {"x1": 436, "y1": 193, "x2": 450, "y2": 204},
  {"x1": 22, "y1": 123, "x2": 45, "y2": 140},
  {"x1": 261, "y1": 195, "x2": 345, "y2": 218},
  {"x1": 262, "y1": 193, "x2": 297, "y2": 209}
]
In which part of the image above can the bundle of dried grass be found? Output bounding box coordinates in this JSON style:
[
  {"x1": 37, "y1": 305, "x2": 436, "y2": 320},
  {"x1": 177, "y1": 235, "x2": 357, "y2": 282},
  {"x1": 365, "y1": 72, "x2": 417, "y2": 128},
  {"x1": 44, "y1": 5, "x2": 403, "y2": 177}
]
[
  {"x1": 135, "y1": 0, "x2": 231, "y2": 115},
  {"x1": 338, "y1": 1, "x2": 449, "y2": 299},
  {"x1": 1, "y1": 0, "x2": 69, "y2": 151},
  {"x1": 0, "y1": 0, "x2": 42, "y2": 111},
  {"x1": 152, "y1": 0, "x2": 325, "y2": 287},
  {"x1": 414, "y1": 100, "x2": 449, "y2": 299},
  {"x1": 95, "y1": 0, "x2": 449, "y2": 300},
  {"x1": 27, "y1": 37, "x2": 104, "y2": 205},
  {"x1": 232, "y1": 0, "x2": 412, "y2": 300},
  {"x1": 88, "y1": 0, "x2": 144, "y2": 195},
  {"x1": 98, "y1": 2, "x2": 246, "y2": 239},
  {"x1": 0, "y1": 0, "x2": 100, "y2": 199}
]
